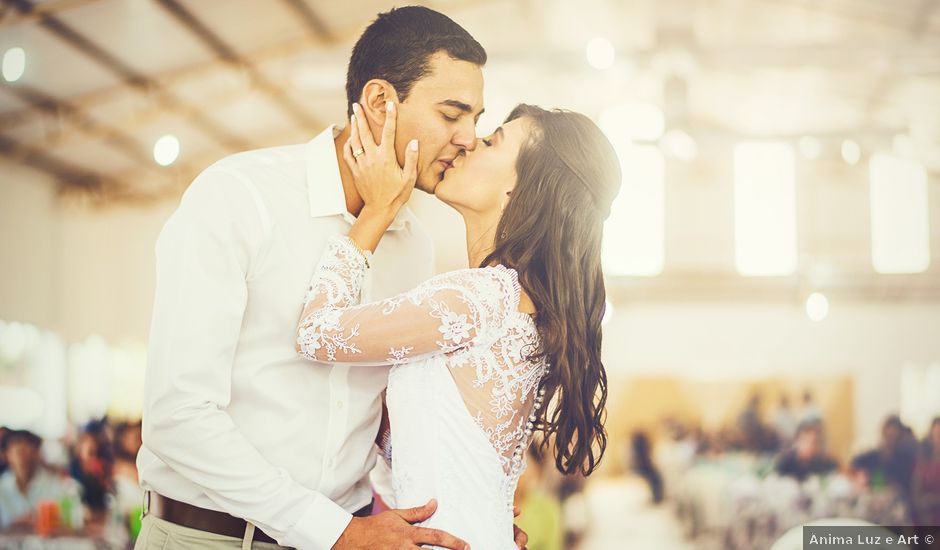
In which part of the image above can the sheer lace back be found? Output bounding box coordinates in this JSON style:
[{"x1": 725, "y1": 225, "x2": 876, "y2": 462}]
[
  {"x1": 442, "y1": 267, "x2": 546, "y2": 474},
  {"x1": 298, "y1": 237, "x2": 547, "y2": 475}
]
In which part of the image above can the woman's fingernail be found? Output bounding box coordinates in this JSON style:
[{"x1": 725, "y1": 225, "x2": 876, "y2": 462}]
[
  {"x1": 352, "y1": 103, "x2": 360, "y2": 113},
  {"x1": 409, "y1": 139, "x2": 418, "y2": 151},
  {"x1": 350, "y1": 113, "x2": 355, "y2": 124},
  {"x1": 387, "y1": 101, "x2": 394, "y2": 112}
]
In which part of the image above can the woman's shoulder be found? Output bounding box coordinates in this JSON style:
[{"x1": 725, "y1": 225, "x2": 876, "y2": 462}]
[
  {"x1": 424, "y1": 264, "x2": 521, "y2": 294},
  {"x1": 414, "y1": 265, "x2": 523, "y2": 312}
]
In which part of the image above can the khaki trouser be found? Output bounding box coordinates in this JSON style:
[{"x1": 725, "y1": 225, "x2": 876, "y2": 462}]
[{"x1": 134, "y1": 514, "x2": 289, "y2": 550}]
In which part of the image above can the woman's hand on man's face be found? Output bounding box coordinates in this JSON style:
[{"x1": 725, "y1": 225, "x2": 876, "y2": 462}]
[{"x1": 343, "y1": 101, "x2": 419, "y2": 216}]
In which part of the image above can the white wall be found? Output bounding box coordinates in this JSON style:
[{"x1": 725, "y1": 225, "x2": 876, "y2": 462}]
[
  {"x1": 0, "y1": 163, "x2": 60, "y2": 329},
  {"x1": 56, "y1": 198, "x2": 176, "y2": 342},
  {"x1": 1, "y1": 160, "x2": 176, "y2": 343}
]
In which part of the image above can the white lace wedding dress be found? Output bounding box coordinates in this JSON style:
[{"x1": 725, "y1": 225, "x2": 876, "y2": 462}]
[{"x1": 297, "y1": 236, "x2": 548, "y2": 549}]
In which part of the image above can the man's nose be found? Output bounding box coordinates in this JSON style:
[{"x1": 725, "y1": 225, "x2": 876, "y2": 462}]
[{"x1": 453, "y1": 120, "x2": 477, "y2": 151}]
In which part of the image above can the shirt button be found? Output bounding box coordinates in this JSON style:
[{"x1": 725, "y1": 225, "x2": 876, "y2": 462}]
[
  {"x1": 336, "y1": 400, "x2": 344, "y2": 409},
  {"x1": 329, "y1": 458, "x2": 336, "y2": 468}
]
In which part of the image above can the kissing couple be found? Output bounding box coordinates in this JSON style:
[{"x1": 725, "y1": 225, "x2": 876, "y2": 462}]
[{"x1": 136, "y1": 5, "x2": 620, "y2": 550}]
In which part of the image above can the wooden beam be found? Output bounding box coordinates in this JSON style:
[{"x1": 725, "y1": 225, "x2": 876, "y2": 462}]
[
  {"x1": 0, "y1": 133, "x2": 116, "y2": 193},
  {"x1": 0, "y1": 0, "x2": 101, "y2": 28},
  {"x1": 154, "y1": 0, "x2": 324, "y2": 134},
  {"x1": 5, "y1": 0, "x2": 251, "y2": 151},
  {"x1": 280, "y1": 0, "x2": 335, "y2": 43}
]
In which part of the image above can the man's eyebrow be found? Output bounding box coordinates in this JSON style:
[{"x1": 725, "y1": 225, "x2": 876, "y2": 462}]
[
  {"x1": 439, "y1": 100, "x2": 486, "y2": 121},
  {"x1": 438, "y1": 100, "x2": 473, "y2": 112}
]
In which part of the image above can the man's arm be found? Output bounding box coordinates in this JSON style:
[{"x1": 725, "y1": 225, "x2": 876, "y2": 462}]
[{"x1": 142, "y1": 171, "x2": 350, "y2": 549}]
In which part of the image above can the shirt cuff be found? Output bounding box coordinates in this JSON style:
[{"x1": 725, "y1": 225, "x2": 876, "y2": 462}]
[{"x1": 280, "y1": 493, "x2": 353, "y2": 550}]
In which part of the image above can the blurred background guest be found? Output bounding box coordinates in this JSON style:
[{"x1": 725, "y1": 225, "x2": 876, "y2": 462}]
[
  {"x1": 773, "y1": 394, "x2": 798, "y2": 450},
  {"x1": 912, "y1": 417, "x2": 940, "y2": 526},
  {"x1": 111, "y1": 420, "x2": 143, "y2": 523},
  {"x1": 851, "y1": 415, "x2": 919, "y2": 513},
  {"x1": 68, "y1": 419, "x2": 114, "y2": 522},
  {"x1": 797, "y1": 389, "x2": 823, "y2": 425},
  {"x1": 737, "y1": 391, "x2": 779, "y2": 453},
  {"x1": 629, "y1": 430, "x2": 664, "y2": 504},
  {"x1": 0, "y1": 429, "x2": 79, "y2": 532},
  {"x1": 774, "y1": 420, "x2": 838, "y2": 482}
]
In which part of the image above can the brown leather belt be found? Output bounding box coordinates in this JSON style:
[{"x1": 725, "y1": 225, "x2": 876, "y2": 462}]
[{"x1": 147, "y1": 491, "x2": 374, "y2": 546}]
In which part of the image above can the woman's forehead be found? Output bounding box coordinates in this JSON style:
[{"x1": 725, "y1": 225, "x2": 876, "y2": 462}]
[{"x1": 500, "y1": 117, "x2": 534, "y2": 143}]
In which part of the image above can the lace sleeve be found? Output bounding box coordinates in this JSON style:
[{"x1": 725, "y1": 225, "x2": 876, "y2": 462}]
[{"x1": 296, "y1": 236, "x2": 518, "y2": 365}]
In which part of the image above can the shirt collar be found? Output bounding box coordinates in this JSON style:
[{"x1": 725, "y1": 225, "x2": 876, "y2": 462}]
[{"x1": 305, "y1": 125, "x2": 411, "y2": 231}]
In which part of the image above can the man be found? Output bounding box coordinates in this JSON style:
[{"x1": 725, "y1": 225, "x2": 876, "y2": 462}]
[
  {"x1": 774, "y1": 421, "x2": 838, "y2": 482},
  {"x1": 136, "y1": 6, "x2": 503, "y2": 550},
  {"x1": 0, "y1": 429, "x2": 79, "y2": 531},
  {"x1": 851, "y1": 415, "x2": 918, "y2": 511}
]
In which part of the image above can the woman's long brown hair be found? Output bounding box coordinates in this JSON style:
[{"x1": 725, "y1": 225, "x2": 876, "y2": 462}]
[{"x1": 481, "y1": 104, "x2": 622, "y2": 475}]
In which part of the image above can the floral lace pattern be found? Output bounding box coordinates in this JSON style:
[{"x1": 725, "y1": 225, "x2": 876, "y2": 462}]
[
  {"x1": 298, "y1": 237, "x2": 368, "y2": 362},
  {"x1": 297, "y1": 236, "x2": 547, "y2": 472},
  {"x1": 458, "y1": 315, "x2": 545, "y2": 473}
]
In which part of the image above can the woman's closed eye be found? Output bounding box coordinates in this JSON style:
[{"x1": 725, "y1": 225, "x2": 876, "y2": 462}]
[{"x1": 482, "y1": 127, "x2": 502, "y2": 147}]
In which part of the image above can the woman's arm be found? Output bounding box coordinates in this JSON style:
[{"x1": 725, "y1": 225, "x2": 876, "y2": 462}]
[{"x1": 295, "y1": 237, "x2": 518, "y2": 365}]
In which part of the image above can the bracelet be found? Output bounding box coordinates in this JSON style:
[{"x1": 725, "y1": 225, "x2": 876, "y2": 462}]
[{"x1": 346, "y1": 236, "x2": 371, "y2": 269}]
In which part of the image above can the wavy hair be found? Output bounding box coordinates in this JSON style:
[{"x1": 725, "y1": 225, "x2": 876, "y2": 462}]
[{"x1": 481, "y1": 104, "x2": 621, "y2": 475}]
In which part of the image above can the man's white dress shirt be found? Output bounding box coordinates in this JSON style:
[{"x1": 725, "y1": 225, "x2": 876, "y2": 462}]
[{"x1": 137, "y1": 125, "x2": 434, "y2": 549}]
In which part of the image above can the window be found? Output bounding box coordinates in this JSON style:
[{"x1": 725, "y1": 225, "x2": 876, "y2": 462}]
[
  {"x1": 734, "y1": 142, "x2": 797, "y2": 276},
  {"x1": 869, "y1": 153, "x2": 930, "y2": 273}
]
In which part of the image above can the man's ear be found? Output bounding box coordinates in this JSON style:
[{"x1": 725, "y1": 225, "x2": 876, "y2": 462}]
[{"x1": 360, "y1": 80, "x2": 400, "y2": 141}]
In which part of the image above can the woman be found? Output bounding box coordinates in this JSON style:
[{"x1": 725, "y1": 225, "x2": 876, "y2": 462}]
[
  {"x1": 69, "y1": 420, "x2": 113, "y2": 519},
  {"x1": 297, "y1": 102, "x2": 620, "y2": 548}
]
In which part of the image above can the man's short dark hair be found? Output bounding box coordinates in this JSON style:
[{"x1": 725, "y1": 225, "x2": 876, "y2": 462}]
[
  {"x1": 795, "y1": 420, "x2": 823, "y2": 438},
  {"x1": 1, "y1": 429, "x2": 41, "y2": 452},
  {"x1": 345, "y1": 6, "x2": 486, "y2": 115}
]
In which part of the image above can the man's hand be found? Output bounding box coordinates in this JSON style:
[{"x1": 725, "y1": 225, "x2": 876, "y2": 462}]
[
  {"x1": 513, "y1": 505, "x2": 529, "y2": 550},
  {"x1": 333, "y1": 499, "x2": 469, "y2": 550}
]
